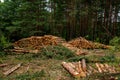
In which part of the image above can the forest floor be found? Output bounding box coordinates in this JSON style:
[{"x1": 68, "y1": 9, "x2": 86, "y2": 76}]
[{"x1": 0, "y1": 49, "x2": 120, "y2": 80}]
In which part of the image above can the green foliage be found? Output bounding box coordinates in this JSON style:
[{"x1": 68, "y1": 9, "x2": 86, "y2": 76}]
[
  {"x1": 68, "y1": 56, "x2": 86, "y2": 62},
  {"x1": 0, "y1": 0, "x2": 120, "y2": 44},
  {"x1": 68, "y1": 52, "x2": 116, "y2": 63},
  {"x1": 0, "y1": 35, "x2": 11, "y2": 50},
  {"x1": 100, "y1": 53, "x2": 116, "y2": 62},
  {"x1": 0, "y1": 51, "x2": 7, "y2": 57},
  {"x1": 6, "y1": 70, "x2": 45, "y2": 80},
  {"x1": 109, "y1": 37, "x2": 120, "y2": 51},
  {"x1": 109, "y1": 37, "x2": 120, "y2": 46},
  {"x1": 41, "y1": 45, "x2": 75, "y2": 60}
]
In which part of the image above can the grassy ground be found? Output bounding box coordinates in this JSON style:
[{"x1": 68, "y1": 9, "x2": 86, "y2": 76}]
[{"x1": 0, "y1": 48, "x2": 120, "y2": 80}]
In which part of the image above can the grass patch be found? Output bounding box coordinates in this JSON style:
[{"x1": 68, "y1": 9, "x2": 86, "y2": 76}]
[
  {"x1": 40, "y1": 45, "x2": 75, "y2": 60},
  {"x1": 2, "y1": 70, "x2": 45, "y2": 80}
]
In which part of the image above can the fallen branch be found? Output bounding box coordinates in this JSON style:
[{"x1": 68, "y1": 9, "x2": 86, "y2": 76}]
[
  {"x1": 3, "y1": 63, "x2": 22, "y2": 76},
  {"x1": 0, "y1": 63, "x2": 8, "y2": 67},
  {"x1": 4, "y1": 49, "x2": 39, "y2": 54}
]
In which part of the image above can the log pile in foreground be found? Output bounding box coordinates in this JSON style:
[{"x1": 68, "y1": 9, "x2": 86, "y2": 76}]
[
  {"x1": 68, "y1": 37, "x2": 111, "y2": 49},
  {"x1": 62, "y1": 59, "x2": 118, "y2": 78}
]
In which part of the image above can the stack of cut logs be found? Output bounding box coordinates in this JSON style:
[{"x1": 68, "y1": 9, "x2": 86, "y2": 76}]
[
  {"x1": 14, "y1": 35, "x2": 110, "y2": 50},
  {"x1": 13, "y1": 35, "x2": 66, "y2": 50},
  {"x1": 62, "y1": 59, "x2": 117, "y2": 78},
  {"x1": 6, "y1": 35, "x2": 111, "y2": 54},
  {"x1": 62, "y1": 43, "x2": 87, "y2": 55},
  {"x1": 68, "y1": 37, "x2": 111, "y2": 49}
]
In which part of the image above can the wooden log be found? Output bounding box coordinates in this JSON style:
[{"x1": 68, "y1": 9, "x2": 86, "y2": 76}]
[
  {"x1": 104, "y1": 63, "x2": 113, "y2": 73},
  {"x1": 86, "y1": 70, "x2": 92, "y2": 76},
  {"x1": 77, "y1": 61, "x2": 86, "y2": 77},
  {"x1": 3, "y1": 63, "x2": 22, "y2": 76},
  {"x1": 62, "y1": 62, "x2": 79, "y2": 77},
  {"x1": 88, "y1": 65, "x2": 98, "y2": 73},
  {"x1": 111, "y1": 66, "x2": 116, "y2": 73},
  {"x1": 95, "y1": 63, "x2": 102, "y2": 73},
  {"x1": 0, "y1": 63, "x2": 8, "y2": 67},
  {"x1": 99, "y1": 63, "x2": 107, "y2": 72},
  {"x1": 4, "y1": 49, "x2": 39, "y2": 54},
  {"x1": 81, "y1": 59, "x2": 87, "y2": 72},
  {"x1": 68, "y1": 63, "x2": 76, "y2": 69}
]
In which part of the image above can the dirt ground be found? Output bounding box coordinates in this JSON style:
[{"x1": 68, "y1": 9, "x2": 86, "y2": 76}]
[{"x1": 0, "y1": 49, "x2": 120, "y2": 80}]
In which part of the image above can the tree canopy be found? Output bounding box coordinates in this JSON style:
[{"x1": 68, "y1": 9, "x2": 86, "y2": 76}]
[{"x1": 0, "y1": 0, "x2": 120, "y2": 44}]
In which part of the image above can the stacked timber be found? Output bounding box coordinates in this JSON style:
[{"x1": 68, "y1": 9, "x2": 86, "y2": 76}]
[
  {"x1": 62, "y1": 59, "x2": 87, "y2": 78},
  {"x1": 13, "y1": 35, "x2": 66, "y2": 50},
  {"x1": 62, "y1": 59, "x2": 118, "y2": 78},
  {"x1": 68, "y1": 37, "x2": 111, "y2": 49},
  {"x1": 62, "y1": 43, "x2": 87, "y2": 55}
]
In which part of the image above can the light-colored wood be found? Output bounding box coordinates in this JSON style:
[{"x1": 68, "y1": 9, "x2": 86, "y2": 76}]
[
  {"x1": 78, "y1": 61, "x2": 86, "y2": 77},
  {"x1": 95, "y1": 63, "x2": 102, "y2": 73},
  {"x1": 5, "y1": 49, "x2": 39, "y2": 54},
  {"x1": 104, "y1": 63, "x2": 112, "y2": 72},
  {"x1": 3, "y1": 63, "x2": 22, "y2": 76},
  {"x1": 81, "y1": 59, "x2": 87, "y2": 72},
  {"x1": 13, "y1": 35, "x2": 66, "y2": 50},
  {"x1": 0, "y1": 63, "x2": 8, "y2": 67},
  {"x1": 99, "y1": 63, "x2": 107, "y2": 72},
  {"x1": 68, "y1": 63, "x2": 76, "y2": 69},
  {"x1": 104, "y1": 64, "x2": 116, "y2": 73},
  {"x1": 62, "y1": 62, "x2": 79, "y2": 77},
  {"x1": 88, "y1": 65, "x2": 98, "y2": 73},
  {"x1": 62, "y1": 43, "x2": 87, "y2": 55},
  {"x1": 68, "y1": 37, "x2": 111, "y2": 49}
]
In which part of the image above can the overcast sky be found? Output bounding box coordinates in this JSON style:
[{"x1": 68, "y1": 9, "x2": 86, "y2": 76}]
[{"x1": 1, "y1": 0, "x2": 4, "y2": 2}]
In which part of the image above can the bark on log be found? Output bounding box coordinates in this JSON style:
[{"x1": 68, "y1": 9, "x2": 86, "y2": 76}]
[
  {"x1": 0, "y1": 63, "x2": 8, "y2": 67},
  {"x1": 81, "y1": 59, "x2": 87, "y2": 72},
  {"x1": 104, "y1": 63, "x2": 113, "y2": 72},
  {"x1": 62, "y1": 62, "x2": 79, "y2": 77},
  {"x1": 4, "y1": 49, "x2": 39, "y2": 54},
  {"x1": 88, "y1": 65, "x2": 98, "y2": 73},
  {"x1": 3, "y1": 63, "x2": 22, "y2": 76},
  {"x1": 68, "y1": 63, "x2": 76, "y2": 69},
  {"x1": 78, "y1": 61, "x2": 86, "y2": 77},
  {"x1": 95, "y1": 63, "x2": 102, "y2": 73},
  {"x1": 99, "y1": 63, "x2": 107, "y2": 72}
]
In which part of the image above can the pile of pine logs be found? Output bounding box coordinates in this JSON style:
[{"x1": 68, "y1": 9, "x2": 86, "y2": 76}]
[
  {"x1": 62, "y1": 43, "x2": 87, "y2": 55},
  {"x1": 12, "y1": 35, "x2": 88, "y2": 55},
  {"x1": 7, "y1": 35, "x2": 111, "y2": 54},
  {"x1": 14, "y1": 35, "x2": 111, "y2": 50},
  {"x1": 68, "y1": 37, "x2": 111, "y2": 49},
  {"x1": 13, "y1": 35, "x2": 66, "y2": 50},
  {"x1": 62, "y1": 59, "x2": 118, "y2": 78}
]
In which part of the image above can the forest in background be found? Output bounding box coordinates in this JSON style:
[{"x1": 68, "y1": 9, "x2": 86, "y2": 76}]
[
  {"x1": 0, "y1": 0, "x2": 120, "y2": 46},
  {"x1": 1, "y1": 1, "x2": 120, "y2": 79}
]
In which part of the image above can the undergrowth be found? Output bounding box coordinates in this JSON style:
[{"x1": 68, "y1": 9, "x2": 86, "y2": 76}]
[{"x1": 40, "y1": 45, "x2": 75, "y2": 60}]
